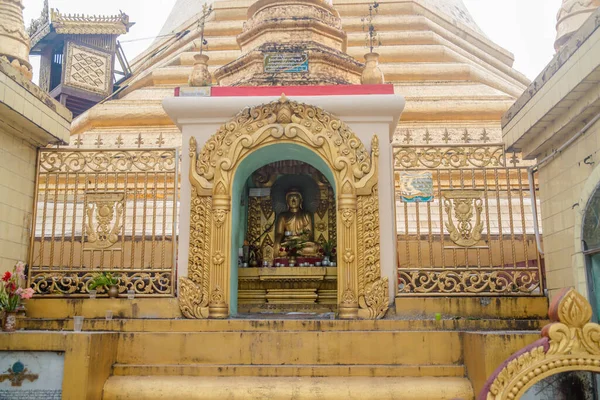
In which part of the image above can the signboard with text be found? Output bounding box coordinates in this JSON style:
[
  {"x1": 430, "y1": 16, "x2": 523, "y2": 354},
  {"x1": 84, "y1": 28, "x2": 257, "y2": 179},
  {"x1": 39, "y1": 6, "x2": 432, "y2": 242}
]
[{"x1": 264, "y1": 52, "x2": 309, "y2": 73}]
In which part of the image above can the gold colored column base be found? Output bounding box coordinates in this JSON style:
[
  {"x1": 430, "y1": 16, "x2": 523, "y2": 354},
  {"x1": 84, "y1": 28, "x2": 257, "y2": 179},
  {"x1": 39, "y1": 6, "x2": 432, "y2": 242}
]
[
  {"x1": 338, "y1": 302, "x2": 358, "y2": 320},
  {"x1": 103, "y1": 376, "x2": 474, "y2": 400},
  {"x1": 208, "y1": 302, "x2": 229, "y2": 319}
]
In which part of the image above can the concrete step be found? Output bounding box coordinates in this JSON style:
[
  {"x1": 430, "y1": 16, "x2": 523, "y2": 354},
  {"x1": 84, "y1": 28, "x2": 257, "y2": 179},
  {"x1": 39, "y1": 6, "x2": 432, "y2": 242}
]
[
  {"x1": 111, "y1": 363, "x2": 466, "y2": 378},
  {"x1": 102, "y1": 376, "x2": 474, "y2": 400},
  {"x1": 20, "y1": 317, "x2": 547, "y2": 332},
  {"x1": 115, "y1": 331, "x2": 463, "y2": 366}
]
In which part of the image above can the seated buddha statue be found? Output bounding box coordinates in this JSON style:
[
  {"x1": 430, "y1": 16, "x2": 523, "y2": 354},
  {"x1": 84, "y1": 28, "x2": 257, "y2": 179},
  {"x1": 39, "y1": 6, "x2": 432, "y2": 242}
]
[{"x1": 273, "y1": 189, "x2": 318, "y2": 257}]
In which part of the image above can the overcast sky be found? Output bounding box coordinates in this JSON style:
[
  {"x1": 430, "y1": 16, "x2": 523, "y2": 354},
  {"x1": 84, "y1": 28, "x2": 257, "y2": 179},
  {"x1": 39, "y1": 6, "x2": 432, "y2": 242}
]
[{"x1": 23, "y1": 0, "x2": 563, "y2": 81}]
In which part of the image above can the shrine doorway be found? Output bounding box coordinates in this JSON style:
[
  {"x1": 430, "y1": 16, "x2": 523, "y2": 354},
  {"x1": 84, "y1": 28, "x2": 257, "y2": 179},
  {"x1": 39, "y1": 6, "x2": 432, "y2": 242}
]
[
  {"x1": 179, "y1": 98, "x2": 391, "y2": 320},
  {"x1": 229, "y1": 143, "x2": 337, "y2": 315}
]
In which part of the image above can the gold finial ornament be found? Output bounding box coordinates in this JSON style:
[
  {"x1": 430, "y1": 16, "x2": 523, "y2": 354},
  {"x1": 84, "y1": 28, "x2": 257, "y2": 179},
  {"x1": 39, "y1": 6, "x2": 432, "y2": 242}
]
[
  {"x1": 0, "y1": 0, "x2": 33, "y2": 79},
  {"x1": 361, "y1": 52, "x2": 384, "y2": 85},
  {"x1": 360, "y1": 1, "x2": 383, "y2": 84},
  {"x1": 189, "y1": 4, "x2": 213, "y2": 87},
  {"x1": 189, "y1": 53, "x2": 212, "y2": 87},
  {"x1": 555, "y1": 0, "x2": 600, "y2": 51}
]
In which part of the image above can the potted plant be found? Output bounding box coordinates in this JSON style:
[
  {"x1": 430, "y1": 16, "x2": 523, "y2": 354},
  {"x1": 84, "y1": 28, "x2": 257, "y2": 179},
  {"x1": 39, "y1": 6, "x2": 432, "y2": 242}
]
[
  {"x1": 0, "y1": 262, "x2": 34, "y2": 332},
  {"x1": 89, "y1": 272, "x2": 120, "y2": 298},
  {"x1": 320, "y1": 239, "x2": 336, "y2": 266}
]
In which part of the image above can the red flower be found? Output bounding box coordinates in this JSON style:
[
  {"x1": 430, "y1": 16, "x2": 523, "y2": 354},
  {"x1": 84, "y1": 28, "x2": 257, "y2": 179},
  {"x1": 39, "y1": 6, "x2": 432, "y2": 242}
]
[
  {"x1": 280, "y1": 247, "x2": 285, "y2": 252},
  {"x1": 2, "y1": 271, "x2": 11, "y2": 282},
  {"x1": 7, "y1": 282, "x2": 16, "y2": 293}
]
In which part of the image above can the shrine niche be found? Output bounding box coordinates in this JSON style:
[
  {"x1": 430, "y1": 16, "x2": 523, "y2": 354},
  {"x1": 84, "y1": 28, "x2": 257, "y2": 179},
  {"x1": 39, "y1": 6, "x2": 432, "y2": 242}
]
[
  {"x1": 245, "y1": 161, "x2": 336, "y2": 265},
  {"x1": 179, "y1": 96, "x2": 389, "y2": 320},
  {"x1": 237, "y1": 161, "x2": 338, "y2": 312}
]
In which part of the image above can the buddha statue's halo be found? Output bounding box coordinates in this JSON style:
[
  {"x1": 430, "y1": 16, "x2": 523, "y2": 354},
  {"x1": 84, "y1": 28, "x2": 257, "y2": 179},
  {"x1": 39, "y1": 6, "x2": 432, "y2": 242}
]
[{"x1": 271, "y1": 174, "x2": 321, "y2": 214}]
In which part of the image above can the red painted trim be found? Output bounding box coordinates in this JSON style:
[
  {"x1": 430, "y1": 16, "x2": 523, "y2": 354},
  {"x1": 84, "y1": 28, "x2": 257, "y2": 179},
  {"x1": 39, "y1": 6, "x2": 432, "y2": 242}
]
[
  {"x1": 174, "y1": 87, "x2": 180, "y2": 97},
  {"x1": 210, "y1": 84, "x2": 394, "y2": 97}
]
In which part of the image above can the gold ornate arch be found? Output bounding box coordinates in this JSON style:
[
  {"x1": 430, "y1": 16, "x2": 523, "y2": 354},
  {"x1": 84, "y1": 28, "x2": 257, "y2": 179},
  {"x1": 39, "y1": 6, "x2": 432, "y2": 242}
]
[
  {"x1": 179, "y1": 96, "x2": 389, "y2": 319},
  {"x1": 480, "y1": 288, "x2": 600, "y2": 400}
]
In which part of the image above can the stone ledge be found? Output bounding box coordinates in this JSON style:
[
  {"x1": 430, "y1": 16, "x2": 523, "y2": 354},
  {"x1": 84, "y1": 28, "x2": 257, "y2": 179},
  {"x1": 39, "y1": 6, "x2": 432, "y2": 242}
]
[
  {"x1": 395, "y1": 296, "x2": 549, "y2": 319},
  {"x1": 24, "y1": 297, "x2": 182, "y2": 319},
  {"x1": 0, "y1": 59, "x2": 71, "y2": 146}
]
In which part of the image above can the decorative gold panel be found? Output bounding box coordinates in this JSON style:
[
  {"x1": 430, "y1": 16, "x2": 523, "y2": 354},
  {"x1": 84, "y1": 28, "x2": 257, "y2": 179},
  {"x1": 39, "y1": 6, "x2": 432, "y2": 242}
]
[
  {"x1": 84, "y1": 193, "x2": 124, "y2": 249},
  {"x1": 393, "y1": 144, "x2": 506, "y2": 169},
  {"x1": 395, "y1": 143, "x2": 543, "y2": 297},
  {"x1": 29, "y1": 148, "x2": 178, "y2": 297},
  {"x1": 64, "y1": 42, "x2": 112, "y2": 95},
  {"x1": 443, "y1": 190, "x2": 484, "y2": 247},
  {"x1": 183, "y1": 97, "x2": 386, "y2": 319}
]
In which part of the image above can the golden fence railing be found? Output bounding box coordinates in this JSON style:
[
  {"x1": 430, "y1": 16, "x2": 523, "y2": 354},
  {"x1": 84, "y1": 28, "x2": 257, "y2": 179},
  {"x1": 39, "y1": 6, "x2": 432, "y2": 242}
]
[
  {"x1": 393, "y1": 144, "x2": 544, "y2": 296},
  {"x1": 28, "y1": 148, "x2": 179, "y2": 297}
]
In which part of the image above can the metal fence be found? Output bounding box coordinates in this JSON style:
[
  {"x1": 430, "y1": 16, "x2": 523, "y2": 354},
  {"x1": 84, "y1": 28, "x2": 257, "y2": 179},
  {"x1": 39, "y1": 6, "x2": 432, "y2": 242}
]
[
  {"x1": 28, "y1": 148, "x2": 178, "y2": 296},
  {"x1": 393, "y1": 144, "x2": 544, "y2": 296}
]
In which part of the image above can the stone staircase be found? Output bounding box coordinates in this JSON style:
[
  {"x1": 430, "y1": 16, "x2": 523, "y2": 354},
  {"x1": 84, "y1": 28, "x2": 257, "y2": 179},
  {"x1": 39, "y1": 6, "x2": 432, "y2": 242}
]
[
  {"x1": 14, "y1": 297, "x2": 550, "y2": 400},
  {"x1": 102, "y1": 320, "x2": 472, "y2": 400}
]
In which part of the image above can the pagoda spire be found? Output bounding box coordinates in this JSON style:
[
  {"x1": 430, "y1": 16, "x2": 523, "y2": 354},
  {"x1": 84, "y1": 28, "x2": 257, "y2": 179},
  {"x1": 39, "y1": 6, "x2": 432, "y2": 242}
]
[
  {"x1": 555, "y1": 0, "x2": 600, "y2": 51},
  {"x1": 0, "y1": 0, "x2": 32, "y2": 79}
]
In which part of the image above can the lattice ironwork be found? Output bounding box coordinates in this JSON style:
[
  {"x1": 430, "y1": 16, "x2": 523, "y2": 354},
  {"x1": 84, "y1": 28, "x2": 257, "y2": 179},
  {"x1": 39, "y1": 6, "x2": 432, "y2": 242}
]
[
  {"x1": 28, "y1": 148, "x2": 178, "y2": 296},
  {"x1": 393, "y1": 144, "x2": 543, "y2": 296}
]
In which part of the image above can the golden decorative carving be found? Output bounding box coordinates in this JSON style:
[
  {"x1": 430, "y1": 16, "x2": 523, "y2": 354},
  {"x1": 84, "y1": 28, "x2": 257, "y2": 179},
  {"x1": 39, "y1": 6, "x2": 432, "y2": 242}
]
[
  {"x1": 397, "y1": 269, "x2": 540, "y2": 295},
  {"x1": 50, "y1": 8, "x2": 132, "y2": 35},
  {"x1": 30, "y1": 272, "x2": 173, "y2": 296},
  {"x1": 64, "y1": 43, "x2": 111, "y2": 95},
  {"x1": 84, "y1": 193, "x2": 124, "y2": 249},
  {"x1": 341, "y1": 209, "x2": 355, "y2": 228},
  {"x1": 339, "y1": 287, "x2": 358, "y2": 319},
  {"x1": 208, "y1": 286, "x2": 229, "y2": 319},
  {"x1": 247, "y1": 197, "x2": 263, "y2": 244},
  {"x1": 39, "y1": 149, "x2": 177, "y2": 173},
  {"x1": 341, "y1": 287, "x2": 357, "y2": 305},
  {"x1": 188, "y1": 190, "x2": 211, "y2": 304},
  {"x1": 195, "y1": 98, "x2": 372, "y2": 185},
  {"x1": 213, "y1": 210, "x2": 227, "y2": 228},
  {"x1": 343, "y1": 248, "x2": 355, "y2": 264},
  {"x1": 212, "y1": 251, "x2": 225, "y2": 266},
  {"x1": 357, "y1": 186, "x2": 388, "y2": 319},
  {"x1": 443, "y1": 190, "x2": 484, "y2": 247},
  {"x1": 483, "y1": 289, "x2": 600, "y2": 400},
  {"x1": 183, "y1": 99, "x2": 384, "y2": 319},
  {"x1": 393, "y1": 145, "x2": 505, "y2": 169},
  {"x1": 178, "y1": 277, "x2": 208, "y2": 318}
]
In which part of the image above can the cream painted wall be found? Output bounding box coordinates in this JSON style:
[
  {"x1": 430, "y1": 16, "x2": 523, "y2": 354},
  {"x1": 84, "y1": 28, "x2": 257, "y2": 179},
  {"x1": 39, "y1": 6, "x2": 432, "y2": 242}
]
[
  {"x1": 538, "y1": 118, "x2": 600, "y2": 299},
  {"x1": 0, "y1": 125, "x2": 37, "y2": 274}
]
